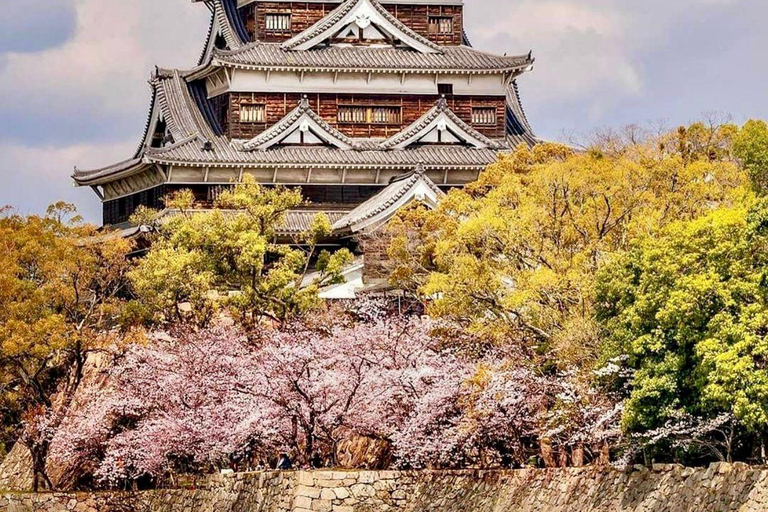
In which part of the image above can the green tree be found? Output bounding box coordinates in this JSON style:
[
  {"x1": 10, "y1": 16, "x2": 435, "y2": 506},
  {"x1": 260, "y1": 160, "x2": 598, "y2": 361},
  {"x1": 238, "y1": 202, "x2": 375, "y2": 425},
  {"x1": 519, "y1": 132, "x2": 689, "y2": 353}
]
[
  {"x1": 596, "y1": 199, "x2": 768, "y2": 460},
  {"x1": 129, "y1": 177, "x2": 353, "y2": 329},
  {"x1": 389, "y1": 125, "x2": 747, "y2": 363},
  {"x1": 0, "y1": 204, "x2": 133, "y2": 489},
  {"x1": 734, "y1": 119, "x2": 768, "y2": 194}
]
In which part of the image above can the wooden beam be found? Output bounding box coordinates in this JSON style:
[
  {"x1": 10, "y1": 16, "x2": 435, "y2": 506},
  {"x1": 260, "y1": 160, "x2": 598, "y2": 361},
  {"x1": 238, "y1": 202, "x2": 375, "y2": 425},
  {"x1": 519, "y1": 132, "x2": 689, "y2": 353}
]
[{"x1": 90, "y1": 186, "x2": 104, "y2": 201}]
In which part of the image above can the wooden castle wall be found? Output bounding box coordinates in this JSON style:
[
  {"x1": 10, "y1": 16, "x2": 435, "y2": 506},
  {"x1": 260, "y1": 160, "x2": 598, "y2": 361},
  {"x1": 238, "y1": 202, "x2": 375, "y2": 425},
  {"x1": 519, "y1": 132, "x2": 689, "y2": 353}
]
[
  {"x1": 384, "y1": 4, "x2": 463, "y2": 46},
  {"x1": 222, "y1": 93, "x2": 506, "y2": 140},
  {"x1": 240, "y1": 2, "x2": 464, "y2": 45}
]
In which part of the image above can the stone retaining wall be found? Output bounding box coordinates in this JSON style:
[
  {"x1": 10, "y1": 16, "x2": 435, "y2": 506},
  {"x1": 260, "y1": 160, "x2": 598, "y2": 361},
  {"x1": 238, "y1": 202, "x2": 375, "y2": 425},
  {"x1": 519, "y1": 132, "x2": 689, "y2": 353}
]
[{"x1": 2, "y1": 464, "x2": 768, "y2": 512}]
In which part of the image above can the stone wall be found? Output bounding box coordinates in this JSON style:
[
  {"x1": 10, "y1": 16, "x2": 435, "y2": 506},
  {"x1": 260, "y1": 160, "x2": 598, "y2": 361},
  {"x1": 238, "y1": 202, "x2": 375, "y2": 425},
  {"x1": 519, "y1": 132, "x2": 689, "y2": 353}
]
[
  {"x1": 3, "y1": 464, "x2": 768, "y2": 512},
  {"x1": 0, "y1": 443, "x2": 33, "y2": 491}
]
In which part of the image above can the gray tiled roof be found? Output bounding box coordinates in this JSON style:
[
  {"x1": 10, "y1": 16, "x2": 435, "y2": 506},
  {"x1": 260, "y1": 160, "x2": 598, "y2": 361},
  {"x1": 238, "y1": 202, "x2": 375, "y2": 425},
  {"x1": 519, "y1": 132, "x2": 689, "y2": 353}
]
[
  {"x1": 506, "y1": 80, "x2": 539, "y2": 148},
  {"x1": 146, "y1": 136, "x2": 504, "y2": 169},
  {"x1": 379, "y1": 97, "x2": 504, "y2": 150},
  {"x1": 281, "y1": 0, "x2": 441, "y2": 53},
  {"x1": 113, "y1": 208, "x2": 353, "y2": 239},
  {"x1": 154, "y1": 71, "x2": 217, "y2": 141},
  {"x1": 332, "y1": 166, "x2": 444, "y2": 232},
  {"x1": 73, "y1": 157, "x2": 150, "y2": 184},
  {"x1": 281, "y1": 210, "x2": 351, "y2": 235},
  {"x1": 211, "y1": 43, "x2": 532, "y2": 74},
  {"x1": 213, "y1": 0, "x2": 246, "y2": 49}
]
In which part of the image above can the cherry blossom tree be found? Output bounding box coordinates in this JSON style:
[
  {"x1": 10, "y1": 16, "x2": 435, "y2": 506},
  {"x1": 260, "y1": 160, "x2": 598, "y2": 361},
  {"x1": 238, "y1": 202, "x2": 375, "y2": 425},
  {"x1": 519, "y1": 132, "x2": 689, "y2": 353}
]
[
  {"x1": 51, "y1": 328, "x2": 265, "y2": 487},
  {"x1": 50, "y1": 309, "x2": 620, "y2": 487}
]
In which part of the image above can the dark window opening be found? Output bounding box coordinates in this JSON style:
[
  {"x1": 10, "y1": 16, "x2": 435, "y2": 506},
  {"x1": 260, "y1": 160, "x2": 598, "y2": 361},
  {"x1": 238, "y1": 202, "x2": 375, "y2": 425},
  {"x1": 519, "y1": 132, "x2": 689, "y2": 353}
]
[
  {"x1": 214, "y1": 33, "x2": 227, "y2": 50},
  {"x1": 438, "y1": 83, "x2": 454, "y2": 96},
  {"x1": 150, "y1": 119, "x2": 168, "y2": 148}
]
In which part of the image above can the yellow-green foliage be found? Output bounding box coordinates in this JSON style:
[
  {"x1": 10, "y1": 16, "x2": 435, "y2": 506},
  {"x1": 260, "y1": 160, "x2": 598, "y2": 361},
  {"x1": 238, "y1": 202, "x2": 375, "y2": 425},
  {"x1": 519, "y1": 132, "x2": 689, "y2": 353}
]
[
  {"x1": 129, "y1": 176, "x2": 353, "y2": 328},
  {"x1": 389, "y1": 125, "x2": 748, "y2": 365},
  {"x1": 734, "y1": 119, "x2": 768, "y2": 194},
  {"x1": 0, "y1": 204, "x2": 134, "y2": 453},
  {"x1": 597, "y1": 199, "x2": 768, "y2": 433}
]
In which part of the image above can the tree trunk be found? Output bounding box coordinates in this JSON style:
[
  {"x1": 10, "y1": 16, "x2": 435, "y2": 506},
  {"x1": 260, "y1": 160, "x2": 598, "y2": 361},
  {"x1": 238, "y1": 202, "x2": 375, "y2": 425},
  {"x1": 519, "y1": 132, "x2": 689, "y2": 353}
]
[
  {"x1": 597, "y1": 442, "x2": 611, "y2": 466},
  {"x1": 30, "y1": 444, "x2": 53, "y2": 492},
  {"x1": 540, "y1": 438, "x2": 556, "y2": 468},
  {"x1": 571, "y1": 444, "x2": 585, "y2": 467}
]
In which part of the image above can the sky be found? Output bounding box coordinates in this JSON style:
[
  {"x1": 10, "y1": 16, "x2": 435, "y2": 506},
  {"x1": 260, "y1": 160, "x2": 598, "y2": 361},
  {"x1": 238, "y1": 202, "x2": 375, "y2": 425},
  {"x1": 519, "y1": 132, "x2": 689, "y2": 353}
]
[{"x1": 0, "y1": 0, "x2": 766, "y2": 223}]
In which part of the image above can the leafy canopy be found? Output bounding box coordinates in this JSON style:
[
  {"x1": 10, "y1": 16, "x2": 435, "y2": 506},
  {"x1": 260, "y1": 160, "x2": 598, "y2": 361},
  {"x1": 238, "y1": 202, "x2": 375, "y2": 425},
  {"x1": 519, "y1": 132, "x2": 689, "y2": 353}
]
[
  {"x1": 0, "y1": 204, "x2": 133, "y2": 487},
  {"x1": 596, "y1": 199, "x2": 768, "y2": 435},
  {"x1": 734, "y1": 119, "x2": 768, "y2": 194},
  {"x1": 389, "y1": 124, "x2": 747, "y2": 361},
  {"x1": 129, "y1": 176, "x2": 354, "y2": 328}
]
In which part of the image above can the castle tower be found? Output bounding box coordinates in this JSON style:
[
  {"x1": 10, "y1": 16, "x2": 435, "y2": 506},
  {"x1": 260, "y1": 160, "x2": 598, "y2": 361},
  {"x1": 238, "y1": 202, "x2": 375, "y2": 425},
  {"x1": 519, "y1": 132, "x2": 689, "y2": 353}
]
[{"x1": 73, "y1": 0, "x2": 537, "y2": 231}]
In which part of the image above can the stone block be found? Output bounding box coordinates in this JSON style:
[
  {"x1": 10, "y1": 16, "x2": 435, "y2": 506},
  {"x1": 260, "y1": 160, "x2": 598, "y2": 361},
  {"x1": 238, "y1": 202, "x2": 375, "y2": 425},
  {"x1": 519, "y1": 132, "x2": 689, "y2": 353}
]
[
  {"x1": 350, "y1": 483, "x2": 376, "y2": 498},
  {"x1": 297, "y1": 485, "x2": 322, "y2": 499},
  {"x1": 358, "y1": 472, "x2": 375, "y2": 484},
  {"x1": 298, "y1": 472, "x2": 316, "y2": 486},
  {"x1": 311, "y1": 499, "x2": 333, "y2": 512},
  {"x1": 333, "y1": 487, "x2": 351, "y2": 500},
  {"x1": 293, "y1": 495, "x2": 313, "y2": 509}
]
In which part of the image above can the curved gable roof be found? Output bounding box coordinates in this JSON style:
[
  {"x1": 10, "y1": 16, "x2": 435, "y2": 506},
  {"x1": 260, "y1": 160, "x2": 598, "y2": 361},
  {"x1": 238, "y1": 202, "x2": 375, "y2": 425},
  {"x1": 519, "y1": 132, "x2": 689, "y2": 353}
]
[
  {"x1": 281, "y1": 0, "x2": 441, "y2": 53},
  {"x1": 242, "y1": 98, "x2": 360, "y2": 151},
  {"x1": 332, "y1": 166, "x2": 444, "y2": 233},
  {"x1": 380, "y1": 98, "x2": 504, "y2": 150}
]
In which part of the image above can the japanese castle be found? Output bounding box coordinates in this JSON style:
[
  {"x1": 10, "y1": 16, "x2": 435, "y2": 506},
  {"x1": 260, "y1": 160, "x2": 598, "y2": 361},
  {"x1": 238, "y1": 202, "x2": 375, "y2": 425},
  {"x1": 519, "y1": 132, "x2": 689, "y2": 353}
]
[{"x1": 73, "y1": 0, "x2": 537, "y2": 288}]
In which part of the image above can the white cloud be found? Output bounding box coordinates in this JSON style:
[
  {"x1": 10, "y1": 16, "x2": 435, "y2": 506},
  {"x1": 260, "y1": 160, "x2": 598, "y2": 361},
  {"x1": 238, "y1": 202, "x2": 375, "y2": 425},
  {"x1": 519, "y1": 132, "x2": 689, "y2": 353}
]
[
  {"x1": 0, "y1": 0, "x2": 208, "y2": 125},
  {"x1": 0, "y1": 140, "x2": 137, "y2": 222},
  {"x1": 471, "y1": 0, "x2": 641, "y2": 105}
]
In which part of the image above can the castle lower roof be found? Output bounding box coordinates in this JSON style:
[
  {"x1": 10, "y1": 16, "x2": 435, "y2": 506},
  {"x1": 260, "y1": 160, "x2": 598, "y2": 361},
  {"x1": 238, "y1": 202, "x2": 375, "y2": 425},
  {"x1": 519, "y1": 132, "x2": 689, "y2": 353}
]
[
  {"x1": 73, "y1": 71, "x2": 520, "y2": 186},
  {"x1": 197, "y1": 44, "x2": 532, "y2": 76}
]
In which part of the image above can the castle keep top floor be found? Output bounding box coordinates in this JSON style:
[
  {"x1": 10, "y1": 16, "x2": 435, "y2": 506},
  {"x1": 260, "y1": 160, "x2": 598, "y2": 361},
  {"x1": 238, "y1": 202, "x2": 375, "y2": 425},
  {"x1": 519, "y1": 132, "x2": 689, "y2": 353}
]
[
  {"x1": 214, "y1": 0, "x2": 468, "y2": 46},
  {"x1": 74, "y1": 0, "x2": 537, "y2": 227}
]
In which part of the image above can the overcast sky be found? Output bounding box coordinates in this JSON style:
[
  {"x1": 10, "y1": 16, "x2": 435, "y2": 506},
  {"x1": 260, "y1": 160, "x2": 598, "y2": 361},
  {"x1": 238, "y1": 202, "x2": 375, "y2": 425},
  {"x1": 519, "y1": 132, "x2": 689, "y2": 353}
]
[{"x1": 0, "y1": 0, "x2": 766, "y2": 223}]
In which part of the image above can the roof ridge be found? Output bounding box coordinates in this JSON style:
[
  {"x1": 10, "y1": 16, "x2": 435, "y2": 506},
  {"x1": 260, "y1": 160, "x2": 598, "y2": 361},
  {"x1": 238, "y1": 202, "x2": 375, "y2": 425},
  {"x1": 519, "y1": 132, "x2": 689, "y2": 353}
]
[
  {"x1": 145, "y1": 134, "x2": 201, "y2": 156},
  {"x1": 209, "y1": 44, "x2": 531, "y2": 75}
]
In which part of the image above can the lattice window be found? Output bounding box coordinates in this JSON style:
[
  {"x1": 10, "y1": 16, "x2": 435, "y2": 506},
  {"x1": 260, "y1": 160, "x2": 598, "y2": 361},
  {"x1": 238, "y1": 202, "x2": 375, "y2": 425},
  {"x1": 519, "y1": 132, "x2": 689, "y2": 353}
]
[
  {"x1": 338, "y1": 106, "x2": 401, "y2": 124},
  {"x1": 240, "y1": 104, "x2": 266, "y2": 123},
  {"x1": 429, "y1": 16, "x2": 454, "y2": 34},
  {"x1": 265, "y1": 13, "x2": 292, "y2": 31},
  {"x1": 472, "y1": 107, "x2": 497, "y2": 126}
]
